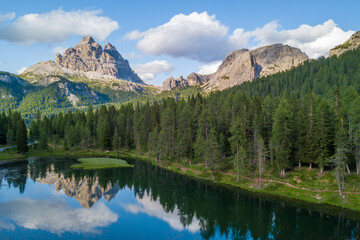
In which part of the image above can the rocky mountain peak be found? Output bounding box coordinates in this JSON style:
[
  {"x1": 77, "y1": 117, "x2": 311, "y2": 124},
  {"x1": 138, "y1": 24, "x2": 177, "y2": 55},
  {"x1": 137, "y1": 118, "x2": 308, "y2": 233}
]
[
  {"x1": 329, "y1": 31, "x2": 360, "y2": 57},
  {"x1": 103, "y1": 42, "x2": 123, "y2": 60},
  {"x1": 22, "y1": 36, "x2": 145, "y2": 85},
  {"x1": 77, "y1": 35, "x2": 95, "y2": 45},
  {"x1": 161, "y1": 43, "x2": 308, "y2": 92}
]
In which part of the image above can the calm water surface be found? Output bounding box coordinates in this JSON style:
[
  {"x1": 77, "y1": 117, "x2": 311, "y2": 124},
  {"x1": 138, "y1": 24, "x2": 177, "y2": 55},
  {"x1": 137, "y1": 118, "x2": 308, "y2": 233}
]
[{"x1": 0, "y1": 157, "x2": 359, "y2": 239}]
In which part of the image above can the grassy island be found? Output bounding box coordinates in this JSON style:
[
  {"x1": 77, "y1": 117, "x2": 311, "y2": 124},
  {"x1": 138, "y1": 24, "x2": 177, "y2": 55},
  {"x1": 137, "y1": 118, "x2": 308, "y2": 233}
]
[{"x1": 71, "y1": 157, "x2": 133, "y2": 169}]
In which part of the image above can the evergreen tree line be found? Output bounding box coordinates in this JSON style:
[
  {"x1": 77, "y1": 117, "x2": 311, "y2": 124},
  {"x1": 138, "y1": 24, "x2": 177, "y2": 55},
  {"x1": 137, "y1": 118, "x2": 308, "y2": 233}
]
[
  {"x1": 5, "y1": 48, "x2": 360, "y2": 195},
  {"x1": 28, "y1": 86, "x2": 360, "y2": 183},
  {"x1": 0, "y1": 109, "x2": 28, "y2": 153}
]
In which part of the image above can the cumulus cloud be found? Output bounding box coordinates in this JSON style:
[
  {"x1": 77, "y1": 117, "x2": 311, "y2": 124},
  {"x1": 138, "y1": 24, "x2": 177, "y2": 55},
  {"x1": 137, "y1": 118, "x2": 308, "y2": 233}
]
[
  {"x1": 125, "y1": 12, "x2": 230, "y2": 62},
  {"x1": 0, "y1": 199, "x2": 118, "y2": 234},
  {"x1": 133, "y1": 60, "x2": 174, "y2": 81},
  {"x1": 125, "y1": 12, "x2": 354, "y2": 61},
  {"x1": 230, "y1": 20, "x2": 354, "y2": 58},
  {"x1": 198, "y1": 61, "x2": 221, "y2": 74},
  {"x1": 0, "y1": 9, "x2": 119, "y2": 44},
  {"x1": 123, "y1": 193, "x2": 200, "y2": 233}
]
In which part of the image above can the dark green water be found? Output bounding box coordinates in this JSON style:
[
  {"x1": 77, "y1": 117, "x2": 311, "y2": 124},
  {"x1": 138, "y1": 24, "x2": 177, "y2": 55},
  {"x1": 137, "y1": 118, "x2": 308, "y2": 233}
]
[{"x1": 0, "y1": 157, "x2": 359, "y2": 239}]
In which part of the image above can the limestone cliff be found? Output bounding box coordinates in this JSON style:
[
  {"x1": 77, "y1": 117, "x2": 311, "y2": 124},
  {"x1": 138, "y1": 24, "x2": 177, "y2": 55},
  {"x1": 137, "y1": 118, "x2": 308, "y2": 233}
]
[
  {"x1": 161, "y1": 43, "x2": 308, "y2": 91},
  {"x1": 329, "y1": 31, "x2": 360, "y2": 57},
  {"x1": 21, "y1": 36, "x2": 145, "y2": 88}
]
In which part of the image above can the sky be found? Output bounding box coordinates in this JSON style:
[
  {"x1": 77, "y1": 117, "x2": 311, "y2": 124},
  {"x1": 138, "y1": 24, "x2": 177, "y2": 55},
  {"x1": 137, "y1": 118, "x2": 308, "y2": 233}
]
[{"x1": 0, "y1": 0, "x2": 359, "y2": 86}]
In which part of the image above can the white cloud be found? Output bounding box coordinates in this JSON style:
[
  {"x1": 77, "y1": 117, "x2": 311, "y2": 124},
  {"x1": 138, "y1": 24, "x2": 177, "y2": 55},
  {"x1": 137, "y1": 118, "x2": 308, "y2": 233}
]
[
  {"x1": 198, "y1": 61, "x2": 221, "y2": 74},
  {"x1": 133, "y1": 60, "x2": 174, "y2": 81},
  {"x1": 16, "y1": 66, "x2": 27, "y2": 74},
  {"x1": 0, "y1": 12, "x2": 15, "y2": 23},
  {"x1": 230, "y1": 20, "x2": 355, "y2": 58},
  {"x1": 123, "y1": 193, "x2": 200, "y2": 233},
  {"x1": 52, "y1": 46, "x2": 67, "y2": 55},
  {"x1": 0, "y1": 9, "x2": 119, "y2": 44},
  {"x1": 125, "y1": 12, "x2": 229, "y2": 62},
  {"x1": 125, "y1": 12, "x2": 354, "y2": 61},
  {"x1": 0, "y1": 199, "x2": 118, "y2": 234}
]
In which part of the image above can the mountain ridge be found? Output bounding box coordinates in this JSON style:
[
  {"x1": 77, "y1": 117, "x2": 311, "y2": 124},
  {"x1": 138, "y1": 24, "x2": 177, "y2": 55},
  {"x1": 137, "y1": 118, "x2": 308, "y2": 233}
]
[
  {"x1": 161, "y1": 43, "x2": 308, "y2": 91},
  {"x1": 21, "y1": 36, "x2": 145, "y2": 86}
]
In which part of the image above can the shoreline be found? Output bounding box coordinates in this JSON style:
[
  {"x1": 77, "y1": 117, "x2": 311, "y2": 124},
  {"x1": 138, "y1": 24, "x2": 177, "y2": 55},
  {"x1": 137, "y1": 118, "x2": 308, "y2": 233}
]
[{"x1": 1, "y1": 149, "x2": 360, "y2": 216}]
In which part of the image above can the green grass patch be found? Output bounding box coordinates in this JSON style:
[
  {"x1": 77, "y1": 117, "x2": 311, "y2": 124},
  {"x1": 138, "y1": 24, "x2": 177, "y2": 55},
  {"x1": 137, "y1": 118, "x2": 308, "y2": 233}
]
[{"x1": 71, "y1": 157, "x2": 133, "y2": 169}]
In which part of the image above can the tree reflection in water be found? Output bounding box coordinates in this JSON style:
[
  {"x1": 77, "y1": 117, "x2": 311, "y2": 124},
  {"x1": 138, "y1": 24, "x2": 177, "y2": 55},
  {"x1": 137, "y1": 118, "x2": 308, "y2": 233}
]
[{"x1": 0, "y1": 157, "x2": 359, "y2": 239}]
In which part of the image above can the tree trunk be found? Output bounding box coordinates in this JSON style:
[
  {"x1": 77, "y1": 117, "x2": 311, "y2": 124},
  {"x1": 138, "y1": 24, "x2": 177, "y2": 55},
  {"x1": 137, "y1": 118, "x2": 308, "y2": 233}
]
[
  {"x1": 270, "y1": 142, "x2": 274, "y2": 172},
  {"x1": 259, "y1": 168, "x2": 262, "y2": 189},
  {"x1": 309, "y1": 162, "x2": 312, "y2": 169},
  {"x1": 211, "y1": 169, "x2": 215, "y2": 180},
  {"x1": 346, "y1": 163, "x2": 351, "y2": 174},
  {"x1": 298, "y1": 161, "x2": 301, "y2": 168},
  {"x1": 338, "y1": 181, "x2": 342, "y2": 196},
  {"x1": 357, "y1": 159, "x2": 359, "y2": 175}
]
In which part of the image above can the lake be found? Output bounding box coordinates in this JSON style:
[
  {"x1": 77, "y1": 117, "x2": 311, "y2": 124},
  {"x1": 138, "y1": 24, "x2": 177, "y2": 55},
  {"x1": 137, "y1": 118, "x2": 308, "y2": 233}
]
[{"x1": 0, "y1": 157, "x2": 359, "y2": 239}]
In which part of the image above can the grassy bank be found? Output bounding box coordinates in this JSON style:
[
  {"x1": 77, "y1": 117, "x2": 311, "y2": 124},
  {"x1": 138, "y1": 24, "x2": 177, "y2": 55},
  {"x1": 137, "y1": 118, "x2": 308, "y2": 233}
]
[{"x1": 1, "y1": 147, "x2": 360, "y2": 213}]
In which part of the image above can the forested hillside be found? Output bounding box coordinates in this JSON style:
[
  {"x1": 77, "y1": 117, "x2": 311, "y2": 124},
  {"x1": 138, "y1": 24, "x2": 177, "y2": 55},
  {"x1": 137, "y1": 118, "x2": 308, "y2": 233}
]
[{"x1": 3, "y1": 48, "x2": 360, "y2": 197}]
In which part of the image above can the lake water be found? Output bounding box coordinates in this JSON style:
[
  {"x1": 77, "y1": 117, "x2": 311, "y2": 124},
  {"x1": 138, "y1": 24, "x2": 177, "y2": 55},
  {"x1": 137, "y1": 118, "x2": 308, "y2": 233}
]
[{"x1": 0, "y1": 157, "x2": 359, "y2": 239}]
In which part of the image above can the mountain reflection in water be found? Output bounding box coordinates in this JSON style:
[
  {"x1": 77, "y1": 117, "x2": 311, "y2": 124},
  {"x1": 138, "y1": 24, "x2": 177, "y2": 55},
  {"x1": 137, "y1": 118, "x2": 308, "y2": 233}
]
[{"x1": 0, "y1": 157, "x2": 359, "y2": 239}]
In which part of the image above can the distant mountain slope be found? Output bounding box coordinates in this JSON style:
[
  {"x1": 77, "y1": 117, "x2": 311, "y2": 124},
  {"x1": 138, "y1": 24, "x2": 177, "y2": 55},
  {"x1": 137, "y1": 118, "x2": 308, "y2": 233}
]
[
  {"x1": 17, "y1": 78, "x2": 110, "y2": 114},
  {"x1": 329, "y1": 31, "x2": 360, "y2": 57},
  {"x1": 20, "y1": 36, "x2": 145, "y2": 87},
  {"x1": 161, "y1": 43, "x2": 308, "y2": 91},
  {"x1": 0, "y1": 72, "x2": 34, "y2": 111}
]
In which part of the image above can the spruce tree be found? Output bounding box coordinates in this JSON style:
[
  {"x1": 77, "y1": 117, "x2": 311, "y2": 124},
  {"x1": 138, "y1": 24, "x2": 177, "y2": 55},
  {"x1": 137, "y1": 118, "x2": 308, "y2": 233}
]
[
  {"x1": 16, "y1": 119, "x2": 28, "y2": 153},
  {"x1": 38, "y1": 125, "x2": 48, "y2": 151},
  {"x1": 271, "y1": 97, "x2": 293, "y2": 177}
]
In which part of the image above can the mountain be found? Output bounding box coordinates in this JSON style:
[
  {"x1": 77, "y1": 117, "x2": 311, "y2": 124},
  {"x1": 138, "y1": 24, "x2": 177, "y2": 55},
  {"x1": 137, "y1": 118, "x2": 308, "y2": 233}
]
[
  {"x1": 329, "y1": 31, "x2": 360, "y2": 57},
  {"x1": 32, "y1": 170, "x2": 120, "y2": 208},
  {"x1": 17, "y1": 78, "x2": 110, "y2": 114},
  {"x1": 161, "y1": 44, "x2": 308, "y2": 91},
  {"x1": 21, "y1": 36, "x2": 145, "y2": 87},
  {"x1": 161, "y1": 73, "x2": 210, "y2": 91},
  {"x1": 0, "y1": 72, "x2": 34, "y2": 110}
]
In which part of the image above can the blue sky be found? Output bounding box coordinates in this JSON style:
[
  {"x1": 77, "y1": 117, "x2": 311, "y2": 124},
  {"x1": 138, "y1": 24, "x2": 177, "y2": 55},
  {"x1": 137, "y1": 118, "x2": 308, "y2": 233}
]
[{"x1": 0, "y1": 0, "x2": 358, "y2": 86}]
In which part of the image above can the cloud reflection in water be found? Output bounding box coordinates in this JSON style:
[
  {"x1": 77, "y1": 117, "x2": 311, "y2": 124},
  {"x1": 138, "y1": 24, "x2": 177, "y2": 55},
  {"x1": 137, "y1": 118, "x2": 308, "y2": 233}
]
[{"x1": 0, "y1": 198, "x2": 118, "y2": 234}]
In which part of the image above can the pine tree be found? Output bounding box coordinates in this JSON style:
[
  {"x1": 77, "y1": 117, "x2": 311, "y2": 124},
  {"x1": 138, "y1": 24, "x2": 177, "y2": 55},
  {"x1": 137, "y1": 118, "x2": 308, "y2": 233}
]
[
  {"x1": 38, "y1": 125, "x2": 48, "y2": 151},
  {"x1": 229, "y1": 115, "x2": 247, "y2": 180},
  {"x1": 205, "y1": 128, "x2": 220, "y2": 180},
  {"x1": 112, "y1": 127, "x2": 120, "y2": 150},
  {"x1": 271, "y1": 97, "x2": 293, "y2": 177},
  {"x1": 16, "y1": 119, "x2": 28, "y2": 153},
  {"x1": 333, "y1": 128, "x2": 348, "y2": 196},
  {"x1": 255, "y1": 135, "x2": 266, "y2": 188}
]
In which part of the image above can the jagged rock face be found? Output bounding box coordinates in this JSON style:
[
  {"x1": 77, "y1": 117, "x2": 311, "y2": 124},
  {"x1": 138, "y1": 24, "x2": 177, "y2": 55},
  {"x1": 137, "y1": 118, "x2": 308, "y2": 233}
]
[
  {"x1": 161, "y1": 76, "x2": 188, "y2": 91},
  {"x1": 161, "y1": 44, "x2": 308, "y2": 92},
  {"x1": 204, "y1": 44, "x2": 308, "y2": 91},
  {"x1": 161, "y1": 73, "x2": 210, "y2": 91},
  {"x1": 22, "y1": 36, "x2": 144, "y2": 85},
  {"x1": 205, "y1": 49, "x2": 257, "y2": 91},
  {"x1": 32, "y1": 170, "x2": 120, "y2": 208},
  {"x1": 329, "y1": 31, "x2": 360, "y2": 57}
]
